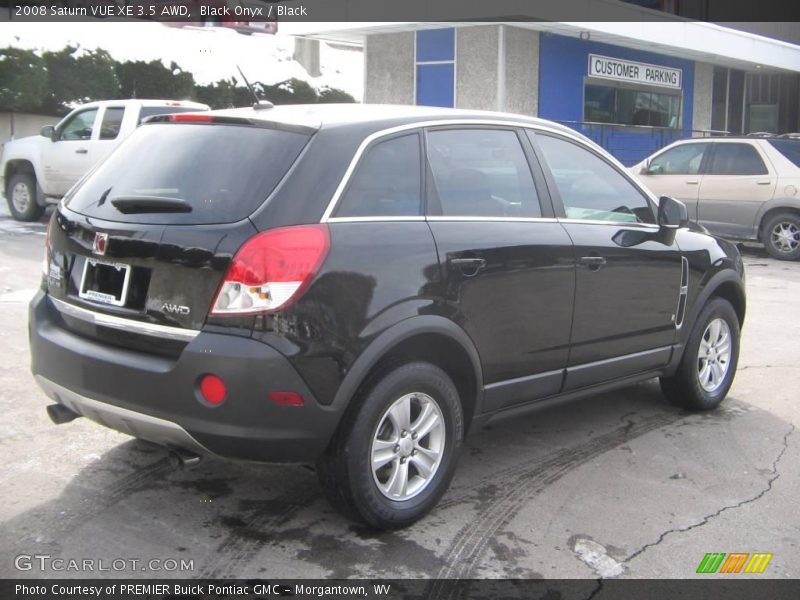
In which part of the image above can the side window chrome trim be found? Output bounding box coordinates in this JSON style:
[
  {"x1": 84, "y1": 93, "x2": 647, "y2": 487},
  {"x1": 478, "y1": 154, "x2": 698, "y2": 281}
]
[
  {"x1": 326, "y1": 216, "x2": 427, "y2": 223},
  {"x1": 426, "y1": 216, "x2": 557, "y2": 223},
  {"x1": 557, "y1": 218, "x2": 660, "y2": 229},
  {"x1": 319, "y1": 119, "x2": 591, "y2": 223}
]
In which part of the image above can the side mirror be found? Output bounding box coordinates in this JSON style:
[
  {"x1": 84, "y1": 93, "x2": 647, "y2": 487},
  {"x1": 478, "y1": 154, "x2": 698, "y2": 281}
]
[
  {"x1": 40, "y1": 125, "x2": 56, "y2": 141},
  {"x1": 657, "y1": 196, "x2": 688, "y2": 229},
  {"x1": 643, "y1": 163, "x2": 663, "y2": 175}
]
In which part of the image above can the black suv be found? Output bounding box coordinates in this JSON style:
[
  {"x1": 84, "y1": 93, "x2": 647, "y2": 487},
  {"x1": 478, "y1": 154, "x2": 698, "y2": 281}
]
[{"x1": 30, "y1": 105, "x2": 746, "y2": 528}]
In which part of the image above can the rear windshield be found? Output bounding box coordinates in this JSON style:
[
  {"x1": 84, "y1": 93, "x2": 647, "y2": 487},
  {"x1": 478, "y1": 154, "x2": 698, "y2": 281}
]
[
  {"x1": 768, "y1": 139, "x2": 800, "y2": 168},
  {"x1": 67, "y1": 123, "x2": 310, "y2": 225}
]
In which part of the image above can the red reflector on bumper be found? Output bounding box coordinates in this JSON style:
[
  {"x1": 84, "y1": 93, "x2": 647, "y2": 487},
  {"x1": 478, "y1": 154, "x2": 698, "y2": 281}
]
[
  {"x1": 199, "y1": 375, "x2": 227, "y2": 405},
  {"x1": 269, "y1": 391, "x2": 304, "y2": 406}
]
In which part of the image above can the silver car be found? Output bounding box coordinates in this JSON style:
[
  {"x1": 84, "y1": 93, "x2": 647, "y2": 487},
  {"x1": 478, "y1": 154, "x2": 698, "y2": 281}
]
[{"x1": 631, "y1": 137, "x2": 800, "y2": 260}]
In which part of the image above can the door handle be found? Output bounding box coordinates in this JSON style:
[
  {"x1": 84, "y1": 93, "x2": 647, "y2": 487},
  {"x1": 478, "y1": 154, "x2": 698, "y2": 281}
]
[
  {"x1": 685, "y1": 180, "x2": 699, "y2": 185},
  {"x1": 449, "y1": 257, "x2": 487, "y2": 276},
  {"x1": 578, "y1": 256, "x2": 607, "y2": 271},
  {"x1": 756, "y1": 180, "x2": 772, "y2": 185},
  {"x1": 75, "y1": 148, "x2": 88, "y2": 154}
]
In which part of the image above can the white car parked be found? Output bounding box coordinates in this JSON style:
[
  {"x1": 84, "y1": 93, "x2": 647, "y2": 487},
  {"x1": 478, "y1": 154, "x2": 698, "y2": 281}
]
[
  {"x1": 630, "y1": 136, "x2": 800, "y2": 260},
  {"x1": 1, "y1": 99, "x2": 209, "y2": 221}
]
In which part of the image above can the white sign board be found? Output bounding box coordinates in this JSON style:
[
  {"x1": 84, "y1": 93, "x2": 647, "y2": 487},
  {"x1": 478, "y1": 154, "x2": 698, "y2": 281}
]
[{"x1": 588, "y1": 54, "x2": 682, "y2": 90}]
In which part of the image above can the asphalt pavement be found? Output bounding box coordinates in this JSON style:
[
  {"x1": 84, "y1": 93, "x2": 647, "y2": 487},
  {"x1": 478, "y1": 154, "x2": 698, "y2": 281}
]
[{"x1": 0, "y1": 202, "x2": 797, "y2": 581}]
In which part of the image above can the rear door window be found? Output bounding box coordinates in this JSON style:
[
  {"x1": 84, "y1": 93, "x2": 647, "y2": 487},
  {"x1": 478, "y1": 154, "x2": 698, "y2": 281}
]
[
  {"x1": 334, "y1": 133, "x2": 422, "y2": 218},
  {"x1": 99, "y1": 107, "x2": 125, "y2": 140},
  {"x1": 67, "y1": 123, "x2": 310, "y2": 225},
  {"x1": 708, "y1": 143, "x2": 768, "y2": 175},
  {"x1": 426, "y1": 128, "x2": 542, "y2": 218}
]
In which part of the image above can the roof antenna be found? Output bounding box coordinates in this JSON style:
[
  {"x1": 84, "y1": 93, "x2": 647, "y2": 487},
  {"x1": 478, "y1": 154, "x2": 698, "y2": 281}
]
[{"x1": 236, "y1": 65, "x2": 273, "y2": 110}]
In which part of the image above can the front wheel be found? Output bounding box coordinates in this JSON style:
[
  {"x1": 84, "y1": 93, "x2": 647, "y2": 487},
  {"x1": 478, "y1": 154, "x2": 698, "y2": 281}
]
[
  {"x1": 6, "y1": 172, "x2": 44, "y2": 222},
  {"x1": 660, "y1": 297, "x2": 740, "y2": 411},
  {"x1": 762, "y1": 212, "x2": 800, "y2": 261},
  {"x1": 317, "y1": 362, "x2": 463, "y2": 529}
]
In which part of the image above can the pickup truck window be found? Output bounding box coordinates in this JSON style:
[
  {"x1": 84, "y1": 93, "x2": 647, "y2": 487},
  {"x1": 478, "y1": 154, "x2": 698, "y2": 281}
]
[
  {"x1": 99, "y1": 107, "x2": 125, "y2": 140},
  {"x1": 60, "y1": 109, "x2": 98, "y2": 141}
]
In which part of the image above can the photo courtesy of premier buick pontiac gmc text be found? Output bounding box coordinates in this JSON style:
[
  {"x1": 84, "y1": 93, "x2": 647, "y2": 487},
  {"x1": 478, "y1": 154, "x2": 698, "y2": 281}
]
[{"x1": 29, "y1": 104, "x2": 746, "y2": 529}]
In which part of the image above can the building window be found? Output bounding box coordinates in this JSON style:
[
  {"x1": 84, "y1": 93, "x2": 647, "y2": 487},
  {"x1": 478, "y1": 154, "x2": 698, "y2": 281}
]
[
  {"x1": 711, "y1": 66, "x2": 746, "y2": 134},
  {"x1": 746, "y1": 73, "x2": 781, "y2": 133},
  {"x1": 415, "y1": 28, "x2": 455, "y2": 108},
  {"x1": 584, "y1": 83, "x2": 682, "y2": 128}
]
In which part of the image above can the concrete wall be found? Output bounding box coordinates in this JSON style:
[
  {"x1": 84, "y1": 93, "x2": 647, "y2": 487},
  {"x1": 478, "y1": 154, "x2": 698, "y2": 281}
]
[
  {"x1": 504, "y1": 26, "x2": 539, "y2": 117},
  {"x1": 0, "y1": 112, "x2": 58, "y2": 147},
  {"x1": 364, "y1": 32, "x2": 414, "y2": 105},
  {"x1": 455, "y1": 26, "x2": 499, "y2": 111},
  {"x1": 692, "y1": 62, "x2": 714, "y2": 133}
]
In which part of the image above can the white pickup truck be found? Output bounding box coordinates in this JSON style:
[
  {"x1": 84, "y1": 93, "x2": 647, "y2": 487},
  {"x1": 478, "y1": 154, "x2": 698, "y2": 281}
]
[{"x1": 1, "y1": 99, "x2": 209, "y2": 221}]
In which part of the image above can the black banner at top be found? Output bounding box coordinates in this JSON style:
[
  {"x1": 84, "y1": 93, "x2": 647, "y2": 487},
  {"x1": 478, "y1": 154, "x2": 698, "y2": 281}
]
[{"x1": 1, "y1": 0, "x2": 800, "y2": 23}]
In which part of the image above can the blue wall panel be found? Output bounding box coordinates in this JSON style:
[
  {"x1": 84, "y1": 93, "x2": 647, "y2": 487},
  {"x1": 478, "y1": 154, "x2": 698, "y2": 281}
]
[
  {"x1": 416, "y1": 64, "x2": 455, "y2": 108},
  {"x1": 538, "y1": 34, "x2": 696, "y2": 165},
  {"x1": 416, "y1": 28, "x2": 455, "y2": 62}
]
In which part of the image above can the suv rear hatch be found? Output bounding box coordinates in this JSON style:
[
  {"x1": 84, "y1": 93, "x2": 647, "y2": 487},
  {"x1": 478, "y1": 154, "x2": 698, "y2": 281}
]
[{"x1": 45, "y1": 118, "x2": 313, "y2": 355}]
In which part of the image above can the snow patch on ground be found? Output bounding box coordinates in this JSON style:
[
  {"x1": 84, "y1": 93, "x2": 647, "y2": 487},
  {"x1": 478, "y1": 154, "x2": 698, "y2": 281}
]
[
  {"x1": 0, "y1": 22, "x2": 363, "y2": 100},
  {"x1": 573, "y1": 537, "x2": 625, "y2": 578}
]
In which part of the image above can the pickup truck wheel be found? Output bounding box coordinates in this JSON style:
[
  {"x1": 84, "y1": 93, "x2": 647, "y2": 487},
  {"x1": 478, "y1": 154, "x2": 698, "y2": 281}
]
[
  {"x1": 317, "y1": 362, "x2": 463, "y2": 529},
  {"x1": 660, "y1": 298, "x2": 740, "y2": 411},
  {"x1": 7, "y1": 172, "x2": 44, "y2": 222},
  {"x1": 762, "y1": 212, "x2": 800, "y2": 261}
]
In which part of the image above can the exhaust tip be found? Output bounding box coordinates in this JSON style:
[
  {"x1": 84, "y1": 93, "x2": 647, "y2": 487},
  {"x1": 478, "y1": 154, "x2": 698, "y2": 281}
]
[
  {"x1": 46, "y1": 403, "x2": 81, "y2": 425},
  {"x1": 169, "y1": 449, "x2": 202, "y2": 469}
]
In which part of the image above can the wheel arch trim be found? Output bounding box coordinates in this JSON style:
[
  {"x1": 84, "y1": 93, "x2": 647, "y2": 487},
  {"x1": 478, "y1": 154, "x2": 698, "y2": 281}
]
[
  {"x1": 680, "y1": 269, "x2": 746, "y2": 348},
  {"x1": 331, "y1": 315, "x2": 485, "y2": 421}
]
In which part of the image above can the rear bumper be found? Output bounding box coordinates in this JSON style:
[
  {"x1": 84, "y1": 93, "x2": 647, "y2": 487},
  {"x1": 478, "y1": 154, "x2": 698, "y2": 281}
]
[
  {"x1": 29, "y1": 290, "x2": 344, "y2": 463},
  {"x1": 35, "y1": 375, "x2": 211, "y2": 455}
]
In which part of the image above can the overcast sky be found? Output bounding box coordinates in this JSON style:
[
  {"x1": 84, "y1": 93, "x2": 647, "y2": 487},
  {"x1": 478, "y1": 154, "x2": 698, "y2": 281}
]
[{"x1": 0, "y1": 22, "x2": 364, "y2": 99}]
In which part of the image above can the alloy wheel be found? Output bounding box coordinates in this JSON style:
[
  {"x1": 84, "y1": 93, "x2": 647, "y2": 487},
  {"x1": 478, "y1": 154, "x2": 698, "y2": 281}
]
[
  {"x1": 697, "y1": 318, "x2": 732, "y2": 392},
  {"x1": 371, "y1": 392, "x2": 445, "y2": 501},
  {"x1": 770, "y1": 221, "x2": 800, "y2": 254},
  {"x1": 11, "y1": 182, "x2": 32, "y2": 214}
]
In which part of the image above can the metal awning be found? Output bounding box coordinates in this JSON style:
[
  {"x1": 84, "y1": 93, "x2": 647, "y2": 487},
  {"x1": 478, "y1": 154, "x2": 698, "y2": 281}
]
[{"x1": 285, "y1": 20, "x2": 800, "y2": 74}]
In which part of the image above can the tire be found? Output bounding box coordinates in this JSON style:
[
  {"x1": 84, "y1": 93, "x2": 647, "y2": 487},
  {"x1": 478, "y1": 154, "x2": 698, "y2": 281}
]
[
  {"x1": 317, "y1": 362, "x2": 464, "y2": 529},
  {"x1": 6, "y1": 172, "x2": 44, "y2": 222},
  {"x1": 660, "y1": 297, "x2": 740, "y2": 411},
  {"x1": 762, "y1": 212, "x2": 800, "y2": 261}
]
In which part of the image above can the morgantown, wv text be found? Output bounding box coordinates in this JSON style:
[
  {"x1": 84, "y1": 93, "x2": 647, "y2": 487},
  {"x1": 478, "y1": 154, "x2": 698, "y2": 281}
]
[{"x1": 16, "y1": 583, "x2": 393, "y2": 598}]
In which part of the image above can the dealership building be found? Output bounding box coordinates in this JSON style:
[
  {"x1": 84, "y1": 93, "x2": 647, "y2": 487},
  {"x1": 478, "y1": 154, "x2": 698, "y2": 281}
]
[{"x1": 302, "y1": 19, "x2": 800, "y2": 165}]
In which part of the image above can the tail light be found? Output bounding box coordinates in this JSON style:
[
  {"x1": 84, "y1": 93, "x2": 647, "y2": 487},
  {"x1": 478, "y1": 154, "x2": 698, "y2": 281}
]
[
  {"x1": 210, "y1": 224, "x2": 330, "y2": 316},
  {"x1": 42, "y1": 216, "x2": 54, "y2": 277},
  {"x1": 168, "y1": 113, "x2": 213, "y2": 122}
]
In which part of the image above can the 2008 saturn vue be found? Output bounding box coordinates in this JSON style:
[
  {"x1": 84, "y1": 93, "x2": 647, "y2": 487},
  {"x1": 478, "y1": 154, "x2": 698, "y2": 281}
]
[{"x1": 30, "y1": 104, "x2": 746, "y2": 528}]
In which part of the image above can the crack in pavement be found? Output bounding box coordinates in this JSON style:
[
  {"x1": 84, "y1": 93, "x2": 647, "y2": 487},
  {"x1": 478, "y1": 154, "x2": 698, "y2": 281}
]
[{"x1": 623, "y1": 424, "x2": 795, "y2": 566}]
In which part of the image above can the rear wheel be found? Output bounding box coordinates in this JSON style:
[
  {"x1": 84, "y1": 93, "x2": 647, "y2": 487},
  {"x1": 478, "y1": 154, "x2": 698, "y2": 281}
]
[
  {"x1": 660, "y1": 297, "x2": 740, "y2": 411},
  {"x1": 317, "y1": 362, "x2": 463, "y2": 529},
  {"x1": 6, "y1": 172, "x2": 44, "y2": 222},
  {"x1": 762, "y1": 212, "x2": 800, "y2": 261}
]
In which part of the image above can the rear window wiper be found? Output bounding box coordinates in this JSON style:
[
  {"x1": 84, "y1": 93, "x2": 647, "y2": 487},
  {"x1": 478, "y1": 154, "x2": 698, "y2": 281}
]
[{"x1": 110, "y1": 196, "x2": 192, "y2": 214}]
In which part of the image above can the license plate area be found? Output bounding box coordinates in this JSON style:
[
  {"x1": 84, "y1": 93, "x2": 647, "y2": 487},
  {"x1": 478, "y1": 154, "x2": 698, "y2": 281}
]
[{"x1": 79, "y1": 259, "x2": 131, "y2": 307}]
